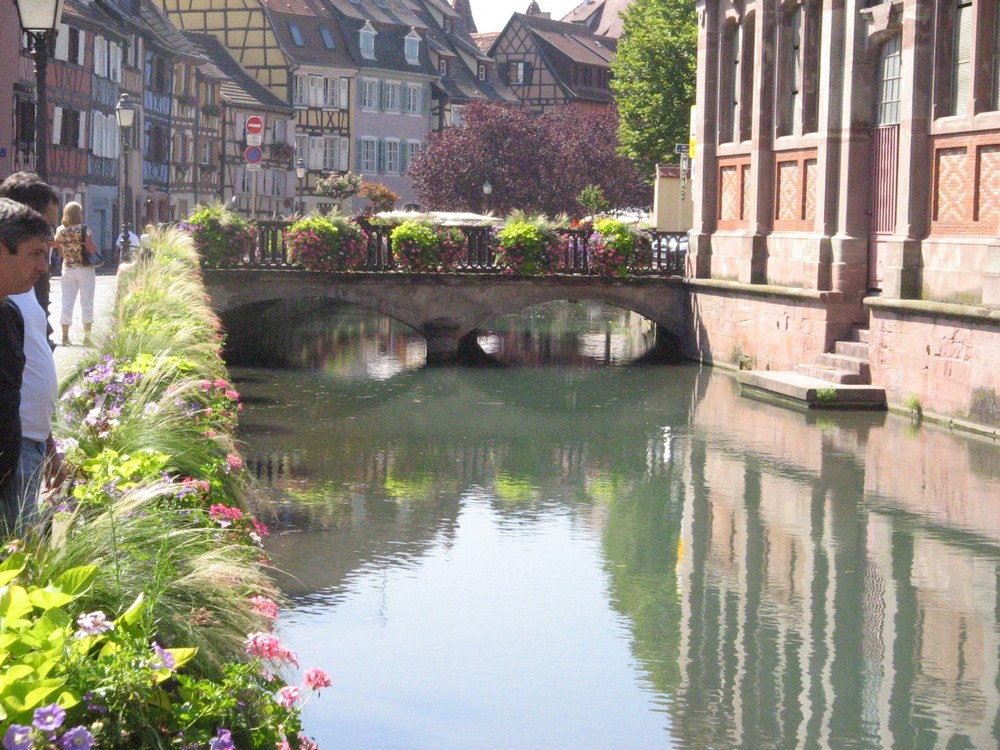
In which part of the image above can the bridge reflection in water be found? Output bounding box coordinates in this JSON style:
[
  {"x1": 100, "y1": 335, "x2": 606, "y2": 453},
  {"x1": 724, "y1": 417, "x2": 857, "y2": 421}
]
[{"x1": 235, "y1": 305, "x2": 1000, "y2": 749}]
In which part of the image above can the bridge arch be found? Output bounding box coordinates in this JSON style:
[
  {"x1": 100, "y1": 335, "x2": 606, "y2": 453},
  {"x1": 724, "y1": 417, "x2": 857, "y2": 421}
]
[{"x1": 204, "y1": 270, "x2": 690, "y2": 362}]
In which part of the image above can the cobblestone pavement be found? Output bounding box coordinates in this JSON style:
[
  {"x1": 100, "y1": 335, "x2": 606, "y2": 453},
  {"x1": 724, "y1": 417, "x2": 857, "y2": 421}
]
[{"x1": 49, "y1": 273, "x2": 119, "y2": 378}]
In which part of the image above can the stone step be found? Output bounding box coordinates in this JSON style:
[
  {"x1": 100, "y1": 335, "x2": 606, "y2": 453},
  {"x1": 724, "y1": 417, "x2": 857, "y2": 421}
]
[
  {"x1": 848, "y1": 326, "x2": 870, "y2": 344},
  {"x1": 834, "y1": 340, "x2": 869, "y2": 359},
  {"x1": 738, "y1": 371, "x2": 887, "y2": 410},
  {"x1": 815, "y1": 352, "x2": 870, "y2": 379},
  {"x1": 796, "y1": 363, "x2": 868, "y2": 384}
]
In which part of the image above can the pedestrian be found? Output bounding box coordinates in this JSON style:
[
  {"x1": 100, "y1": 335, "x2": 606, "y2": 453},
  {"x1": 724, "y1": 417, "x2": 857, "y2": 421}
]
[
  {"x1": 0, "y1": 197, "x2": 52, "y2": 535},
  {"x1": 115, "y1": 228, "x2": 140, "y2": 265},
  {"x1": 0, "y1": 174, "x2": 64, "y2": 532},
  {"x1": 54, "y1": 201, "x2": 99, "y2": 346}
]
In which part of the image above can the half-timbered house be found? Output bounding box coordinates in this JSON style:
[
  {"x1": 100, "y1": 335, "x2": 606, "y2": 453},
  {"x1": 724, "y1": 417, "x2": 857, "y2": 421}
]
[
  {"x1": 155, "y1": 0, "x2": 353, "y2": 217},
  {"x1": 411, "y1": 0, "x2": 518, "y2": 132},
  {"x1": 185, "y1": 32, "x2": 296, "y2": 217},
  {"x1": 325, "y1": 0, "x2": 438, "y2": 209},
  {"x1": 487, "y1": 8, "x2": 616, "y2": 113}
]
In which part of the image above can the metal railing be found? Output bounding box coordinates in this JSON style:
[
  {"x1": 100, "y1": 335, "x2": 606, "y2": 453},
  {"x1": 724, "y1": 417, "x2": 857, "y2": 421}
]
[{"x1": 241, "y1": 221, "x2": 689, "y2": 277}]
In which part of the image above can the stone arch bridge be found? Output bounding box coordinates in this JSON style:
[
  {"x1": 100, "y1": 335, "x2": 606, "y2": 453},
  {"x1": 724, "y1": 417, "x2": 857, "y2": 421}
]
[{"x1": 204, "y1": 270, "x2": 690, "y2": 362}]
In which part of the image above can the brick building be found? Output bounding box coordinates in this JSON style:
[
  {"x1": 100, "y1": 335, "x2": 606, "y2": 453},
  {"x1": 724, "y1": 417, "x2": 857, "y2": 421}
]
[{"x1": 691, "y1": 0, "x2": 1000, "y2": 428}]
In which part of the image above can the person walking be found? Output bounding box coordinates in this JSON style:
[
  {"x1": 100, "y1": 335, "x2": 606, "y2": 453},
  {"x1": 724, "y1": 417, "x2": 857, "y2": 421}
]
[{"x1": 54, "y1": 201, "x2": 99, "y2": 346}]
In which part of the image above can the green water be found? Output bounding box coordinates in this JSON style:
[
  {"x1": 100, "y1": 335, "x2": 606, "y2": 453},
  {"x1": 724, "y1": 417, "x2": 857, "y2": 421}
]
[{"x1": 231, "y1": 302, "x2": 1000, "y2": 750}]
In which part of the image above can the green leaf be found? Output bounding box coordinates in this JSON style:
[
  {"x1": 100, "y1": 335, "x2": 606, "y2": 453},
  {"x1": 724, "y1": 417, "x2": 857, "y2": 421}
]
[
  {"x1": 0, "y1": 552, "x2": 26, "y2": 587},
  {"x1": 0, "y1": 677, "x2": 67, "y2": 716},
  {"x1": 118, "y1": 592, "x2": 145, "y2": 628},
  {"x1": 0, "y1": 585, "x2": 34, "y2": 625},
  {"x1": 28, "y1": 587, "x2": 75, "y2": 611},
  {"x1": 52, "y1": 565, "x2": 97, "y2": 596}
]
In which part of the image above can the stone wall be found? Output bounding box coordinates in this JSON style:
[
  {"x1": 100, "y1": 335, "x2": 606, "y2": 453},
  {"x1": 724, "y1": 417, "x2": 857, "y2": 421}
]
[{"x1": 868, "y1": 299, "x2": 1000, "y2": 428}]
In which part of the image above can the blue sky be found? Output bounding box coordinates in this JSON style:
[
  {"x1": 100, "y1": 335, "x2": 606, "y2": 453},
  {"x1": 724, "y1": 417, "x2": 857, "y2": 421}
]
[{"x1": 469, "y1": 0, "x2": 583, "y2": 33}]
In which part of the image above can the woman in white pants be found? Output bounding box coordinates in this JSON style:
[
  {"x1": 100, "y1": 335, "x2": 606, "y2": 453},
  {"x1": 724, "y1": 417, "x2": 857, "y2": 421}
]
[{"x1": 53, "y1": 202, "x2": 98, "y2": 346}]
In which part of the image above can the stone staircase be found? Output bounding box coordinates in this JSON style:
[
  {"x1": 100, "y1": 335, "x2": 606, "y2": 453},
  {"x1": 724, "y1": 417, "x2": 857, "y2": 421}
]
[
  {"x1": 737, "y1": 326, "x2": 887, "y2": 410},
  {"x1": 796, "y1": 326, "x2": 871, "y2": 385}
]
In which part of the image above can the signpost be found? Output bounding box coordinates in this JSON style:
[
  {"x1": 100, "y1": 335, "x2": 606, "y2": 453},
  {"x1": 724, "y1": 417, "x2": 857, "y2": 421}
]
[
  {"x1": 675, "y1": 144, "x2": 690, "y2": 201},
  {"x1": 245, "y1": 142, "x2": 263, "y2": 216}
]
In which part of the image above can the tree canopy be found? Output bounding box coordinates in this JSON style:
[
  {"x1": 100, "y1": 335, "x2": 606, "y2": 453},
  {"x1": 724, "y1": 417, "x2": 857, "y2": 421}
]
[
  {"x1": 611, "y1": 0, "x2": 697, "y2": 177},
  {"x1": 407, "y1": 102, "x2": 650, "y2": 216}
]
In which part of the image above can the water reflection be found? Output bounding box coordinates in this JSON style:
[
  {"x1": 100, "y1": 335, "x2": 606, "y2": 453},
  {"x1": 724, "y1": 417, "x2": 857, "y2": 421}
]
[{"x1": 235, "y1": 303, "x2": 1000, "y2": 750}]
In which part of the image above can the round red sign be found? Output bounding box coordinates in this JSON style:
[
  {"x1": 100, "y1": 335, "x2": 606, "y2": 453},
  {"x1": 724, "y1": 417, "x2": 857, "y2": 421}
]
[{"x1": 245, "y1": 116, "x2": 264, "y2": 135}]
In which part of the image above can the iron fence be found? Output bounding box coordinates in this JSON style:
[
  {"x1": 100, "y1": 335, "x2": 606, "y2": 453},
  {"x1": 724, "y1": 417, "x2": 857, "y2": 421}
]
[{"x1": 240, "y1": 220, "x2": 688, "y2": 276}]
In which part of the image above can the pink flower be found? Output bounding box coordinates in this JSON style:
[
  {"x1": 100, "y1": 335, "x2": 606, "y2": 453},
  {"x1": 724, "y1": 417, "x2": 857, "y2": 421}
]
[
  {"x1": 214, "y1": 378, "x2": 228, "y2": 388},
  {"x1": 225, "y1": 389, "x2": 240, "y2": 400},
  {"x1": 250, "y1": 595, "x2": 279, "y2": 619},
  {"x1": 276, "y1": 685, "x2": 301, "y2": 708},
  {"x1": 245, "y1": 632, "x2": 297, "y2": 664},
  {"x1": 226, "y1": 453, "x2": 245, "y2": 472},
  {"x1": 303, "y1": 667, "x2": 332, "y2": 690}
]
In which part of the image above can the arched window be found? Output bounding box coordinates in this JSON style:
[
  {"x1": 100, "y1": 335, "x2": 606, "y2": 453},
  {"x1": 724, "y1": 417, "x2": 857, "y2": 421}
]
[
  {"x1": 739, "y1": 14, "x2": 755, "y2": 141},
  {"x1": 776, "y1": 2, "x2": 821, "y2": 136},
  {"x1": 718, "y1": 22, "x2": 739, "y2": 143}
]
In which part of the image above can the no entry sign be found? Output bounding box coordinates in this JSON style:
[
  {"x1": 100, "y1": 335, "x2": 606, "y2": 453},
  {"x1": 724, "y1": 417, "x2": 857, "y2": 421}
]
[
  {"x1": 244, "y1": 145, "x2": 263, "y2": 164},
  {"x1": 245, "y1": 115, "x2": 264, "y2": 135}
]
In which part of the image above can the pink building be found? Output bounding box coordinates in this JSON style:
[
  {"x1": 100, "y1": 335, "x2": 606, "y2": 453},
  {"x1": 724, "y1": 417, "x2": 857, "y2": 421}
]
[
  {"x1": 691, "y1": 0, "x2": 1000, "y2": 431},
  {"x1": 0, "y1": 2, "x2": 17, "y2": 176}
]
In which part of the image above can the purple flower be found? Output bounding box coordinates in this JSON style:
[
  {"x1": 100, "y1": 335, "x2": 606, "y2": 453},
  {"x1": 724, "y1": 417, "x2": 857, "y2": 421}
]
[
  {"x1": 74, "y1": 610, "x2": 114, "y2": 638},
  {"x1": 209, "y1": 728, "x2": 235, "y2": 750},
  {"x1": 3, "y1": 725, "x2": 32, "y2": 750},
  {"x1": 150, "y1": 642, "x2": 177, "y2": 672},
  {"x1": 33, "y1": 703, "x2": 66, "y2": 732},
  {"x1": 59, "y1": 726, "x2": 95, "y2": 750}
]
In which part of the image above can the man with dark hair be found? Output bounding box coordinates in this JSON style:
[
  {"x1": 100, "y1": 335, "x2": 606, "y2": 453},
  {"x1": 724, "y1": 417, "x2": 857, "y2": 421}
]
[{"x1": 0, "y1": 197, "x2": 52, "y2": 534}]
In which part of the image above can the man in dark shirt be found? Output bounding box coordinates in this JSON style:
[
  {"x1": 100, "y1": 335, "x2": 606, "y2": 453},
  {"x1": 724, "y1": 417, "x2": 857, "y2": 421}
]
[{"x1": 0, "y1": 198, "x2": 53, "y2": 534}]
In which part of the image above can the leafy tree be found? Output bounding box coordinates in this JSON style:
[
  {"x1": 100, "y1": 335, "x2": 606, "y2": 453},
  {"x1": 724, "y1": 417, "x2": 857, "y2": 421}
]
[
  {"x1": 358, "y1": 182, "x2": 400, "y2": 213},
  {"x1": 408, "y1": 102, "x2": 649, "y2": 216},
  {"x1": 611, "y1": 0, "x2": 697, "y2": 177}
]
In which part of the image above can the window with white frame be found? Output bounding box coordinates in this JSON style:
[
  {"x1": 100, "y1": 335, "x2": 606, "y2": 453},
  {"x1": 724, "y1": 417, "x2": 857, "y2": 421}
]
[
  {"x1": 439, "y1": 58, "x2": 448, "y2": 76},
  {"x1": 406, "y1": 84, "x2": 421, "y2": 114},
  {"x1": 510, "y1": 61, "x2": 525, "y2": 84},
  {"x1": 272, "y1": 169, "x2": 286, "y2": 197},
  {"x1": 478, "y1": 63, "x2": 487, "y2": 81},
  {"x1": 360, "y1": 137, "x2": 377, "y2": 172},
  {"x1": 293, "y1": 75, "x2": 306, "y2": 107},
  {"x1": 295, "y1": 134, "x2": 308, "y2": 160},
  {"x1": 200, "y1": 141, "x2": 211, "y2": 164},
  {"x1": 384, "y1": 82, "x2": 400, "y2": 111},
  {"x1": 323, "y1": 136, "x2": 339, "y2": 170},
  {"x1": 239, "y1": 168, "x2": 253, "y2": 194},
  {"x1": 405, "y1": 30, "x2": 420, "y2": 64},
  {"x1": 273, "y1": 118, "x2": 287, "y2": 143},
  {"x1": 308, "y1": 136, "x2": 324, "y2": 169},
  {"x1": 360, "y1": 22, "x2": 376, "y2": 59},
  {"x1": 361, "y1": 79, "x2": 378, "y2": 109},
  {"x1": 406, "y1": 140, "x2": 420, "y2": 170},
  {"x1": 324, "y1": 77, "x2": 339, "y2": 108},
  {"x1": 451, "y1": 105, "x2": 464, "y2": 126},
  {"x1": 384, "y1": 139, "x2": 399, "y2": 173}
]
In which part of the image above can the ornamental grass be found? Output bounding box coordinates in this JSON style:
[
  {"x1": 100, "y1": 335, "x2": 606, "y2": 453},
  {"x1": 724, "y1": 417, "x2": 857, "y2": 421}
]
[{"x1": 0, "y1": 230, "x2": 326, "y2": 749}]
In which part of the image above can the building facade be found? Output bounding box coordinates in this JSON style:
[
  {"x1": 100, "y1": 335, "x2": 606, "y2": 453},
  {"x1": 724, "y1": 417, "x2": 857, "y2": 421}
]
[{"x1": 692, "y1": 0, "x2": 1000, "y2": 429}]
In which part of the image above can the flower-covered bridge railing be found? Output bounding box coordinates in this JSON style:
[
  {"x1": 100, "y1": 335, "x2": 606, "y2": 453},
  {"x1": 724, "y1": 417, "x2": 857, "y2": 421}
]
[{"x1": 239, "y1": 221, "x2": 688, "y2": 277}]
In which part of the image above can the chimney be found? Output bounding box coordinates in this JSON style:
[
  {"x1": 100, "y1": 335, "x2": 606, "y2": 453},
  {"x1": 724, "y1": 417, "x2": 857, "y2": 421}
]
[{"x1": 451, "y1": 0, "x2": 478, "y2": 33}]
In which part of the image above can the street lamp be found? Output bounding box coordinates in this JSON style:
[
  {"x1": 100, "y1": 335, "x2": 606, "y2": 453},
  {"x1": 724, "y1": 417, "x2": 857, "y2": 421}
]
[
  {"x1": 295, "y1": 158, "x2": 307, "y2": 216},
  {"x1": 16, "y1": 0, "x2": 65, "y2": 180},
  {"x1": 482, "y1": 180, "x2": 492, "y2": 214},
  {"x1": 116, "y1": 93, "x2": 136, "y2": 263}
]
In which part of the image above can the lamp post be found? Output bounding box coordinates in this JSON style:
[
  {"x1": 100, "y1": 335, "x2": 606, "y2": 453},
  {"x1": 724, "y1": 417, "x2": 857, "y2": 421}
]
[
  {"x1": 482, "y1": 180, "x2": 492, "y2": 214},
  {"x1": 16, "y1": 0, "x2": 65, "y2": 180},
  {"x1": 295, "y1": 158, "x2": 307, "y2": 216},
  {"x1": 116, "y1": 93, "x2": 136, "y2": 264}
]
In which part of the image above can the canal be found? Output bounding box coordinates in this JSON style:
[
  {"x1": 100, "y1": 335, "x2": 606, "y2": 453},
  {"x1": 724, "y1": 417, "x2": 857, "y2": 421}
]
[{"x1": 228, "y1": 300, "x2": 1000, "y2": 750}]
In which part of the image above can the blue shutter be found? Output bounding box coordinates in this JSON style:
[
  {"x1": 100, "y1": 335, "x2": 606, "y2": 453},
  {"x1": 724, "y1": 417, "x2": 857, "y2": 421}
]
[
  {"x1": 356, "y1": 138, "x2": 363, "y2": 170},
  {"x1": 376, "y1": 139, "x2": 385, "y2": 173},
  {"x1": 400, "y1": 142, "x2": 409, "y2": 175}
]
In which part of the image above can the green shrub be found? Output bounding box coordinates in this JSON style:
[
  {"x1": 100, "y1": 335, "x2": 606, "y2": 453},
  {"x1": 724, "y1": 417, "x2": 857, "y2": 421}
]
[
  {"x1": 589, "y1": 218, "x2": 653, "y2": 277},
  {"x1": 179, "y1": 204, "x2": 255, "y2": 268},
  {"x1": 390, "y1": 221, "x2": 466, "y2": 272},
  {"x1": 285, "y1": 215, "x2": 368, "y2": 272},
  {"x1": 495, "y1": 221, "x2": 557, "y2": 275}
]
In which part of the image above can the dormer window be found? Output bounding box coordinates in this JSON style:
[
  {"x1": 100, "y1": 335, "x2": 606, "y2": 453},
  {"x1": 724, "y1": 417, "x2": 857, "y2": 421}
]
[
  {"x1": 478, "y1": 63, "x2": 487, "y2": 81},
  {"x1": 360, "y1": 21, "x2": 376, "y2": 59},
  {"x1": 320, "y1": 27, "x2": 335, "y2": 49},
  {"x1": 405, "y1": 30, "x2": 421, "y2": 64},
  {"x1": 289, "y1": 23, "x2": 304, "y2": 46},
  {"x1": 439, "y1": 58, "x2": 448, "y2": 76},
  {"x1": 443, "y1": 18, "x2": 453, "y2": 33}
]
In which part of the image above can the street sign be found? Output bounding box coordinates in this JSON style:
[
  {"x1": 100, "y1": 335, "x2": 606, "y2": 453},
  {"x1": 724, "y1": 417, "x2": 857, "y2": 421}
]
[
  {"x1": 245, "y1": 115, "x2": 264, "y2": 135},
  {"x1": 675, "y1": 143, "x2": 690, "y2": 156},
  {"x1": 246, "y1": 163, "x2": 262, "y2": 171},
  {"x1": 244, "y1": 146, "x2": 263, "y2": 164},
  {"x1": 246, "y1": 133, "x2": 262, "y2": 147}
]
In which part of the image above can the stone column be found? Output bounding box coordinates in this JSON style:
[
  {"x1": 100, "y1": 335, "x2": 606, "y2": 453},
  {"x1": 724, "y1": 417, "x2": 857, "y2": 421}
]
[
  {"x1": 689, "y1": 0, "x2": 720, "y2": 278},
  {"x1": 743, "y1": 0, "x2": 778, "y2": 285},
  {"x1": 421, "y1": 318, "x2": 462, "y2": 365}
]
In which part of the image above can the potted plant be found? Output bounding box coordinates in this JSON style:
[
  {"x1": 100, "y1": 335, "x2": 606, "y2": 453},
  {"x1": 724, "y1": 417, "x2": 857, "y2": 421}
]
[
  {"x1": 390, "y1": 220, "x2": 466, "y2": 272},
  {"x1": 588, "y1": 218, "x2": 653, "y2": 277},
  {"x1": 200, "y1": 103, "x2": 221, "y2": 118},
  {"x1": 315, "y1": 171, "x2": 363, "y2": 203},
  {"x1": 358, "y1": 182, "x2": 400, "y2": 214},
  {"x1": 178, "y1": 204, "x2": 256, "y2": 268},
  {"x1": 494, "y1": 212, "x2": 564, "y2": 275},
  {"x1": 270, "y1": 141, "x2": 294, "y2": 160},
  {"x1": 284, "y1": 214, "x2": 369, "y2": 271}
]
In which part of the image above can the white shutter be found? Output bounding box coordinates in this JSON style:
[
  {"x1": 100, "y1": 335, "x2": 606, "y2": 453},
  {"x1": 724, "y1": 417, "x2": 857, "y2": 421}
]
[
  {"x1": 55, "y1": 25, "x2": 69, "y2": 61},
  {"x1": 294, "y1": 75, "x2": 305, "y2": 106},
  {"x1": 340, "y1": 78, "x2": 349, "y2": 109},
  {"x1": 52, "y1": 107, "x2": 62, "y2": 145},
  {"x1": 111, "y1": 43, "x2": 121, "y2": 82},
  {"x1": 94, "y1": 37, "x2": 106, "y2": 78},
  {"x1": 91, "y1": 110, "x2": 100, "y2": 155},
  {"x1": 77, "y1": 30, "x2": 86, "y2": 66},
  {"x1": 78, "y1": 111, "x2": 86, "y2": 149},
  {"x1": 339, "y1": 136, "x2": 349, "y2": 171},
  {"x1": 308, "y1": 136, "x2": 323, "y2": 169}
]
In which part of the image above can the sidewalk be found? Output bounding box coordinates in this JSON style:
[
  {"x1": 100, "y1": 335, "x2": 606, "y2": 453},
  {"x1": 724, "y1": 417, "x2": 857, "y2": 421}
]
[{"x1": 49, "y1": 273, "x2": 119, "y2": 378}]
